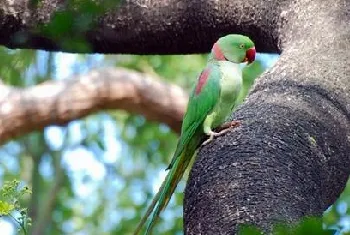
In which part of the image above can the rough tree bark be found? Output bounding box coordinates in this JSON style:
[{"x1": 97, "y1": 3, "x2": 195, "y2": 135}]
[
  {"x1": 0, "y1": 0, "x2": 349, "y2": 234},
  {"x1": 185, "y1": 1, "x2": 350, "y2": 234},
  {"x1": 0, "y1": 0, "x2": 278, "y2": 54}
]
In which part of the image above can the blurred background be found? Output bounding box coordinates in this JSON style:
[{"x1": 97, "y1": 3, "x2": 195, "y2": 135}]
[{"x1": 0, "y1": 48, "x2": 348, "y2": 235}]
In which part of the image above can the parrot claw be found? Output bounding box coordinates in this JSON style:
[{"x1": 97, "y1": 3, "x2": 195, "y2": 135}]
[
  {"x1": 202, "y1": 120, "x2": 241, "y2": 146},
  {"x1": 202, "y1": 129, "x2": 229, "y2": 146},
  {"x1": 202, "y1": 133, "x2": 215, "y2": 146}
]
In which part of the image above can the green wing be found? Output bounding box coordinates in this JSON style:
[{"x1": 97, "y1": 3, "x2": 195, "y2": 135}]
[
  {"x1": 166, "y1": 63, "x2": 221, "y2": 169},
  {"x1": 133, "y1": 64, "x2": 222, "y2": 235}
]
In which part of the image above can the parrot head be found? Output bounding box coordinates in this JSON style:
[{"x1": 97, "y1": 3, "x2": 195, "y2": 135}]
[{"x1": 211, "y1": 34, "x2": 256, "y2": 64}]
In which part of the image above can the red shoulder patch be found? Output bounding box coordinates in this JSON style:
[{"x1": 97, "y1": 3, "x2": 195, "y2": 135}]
[
  {"x1": 195, "y1": 68, "x2": 210, "y2": 95},
  {"x1": 212, "y1": 42, "x2": 226, "y2": 61}
]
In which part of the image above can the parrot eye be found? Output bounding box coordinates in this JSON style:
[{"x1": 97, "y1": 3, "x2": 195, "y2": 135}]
[{"x1": 239, "y1": 44, "x2": 245, "y2": 49}]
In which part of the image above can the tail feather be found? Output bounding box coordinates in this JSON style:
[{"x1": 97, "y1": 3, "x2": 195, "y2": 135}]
[
  {"x1": 145, "y1": 156, "x2": 190, "y2": 234},
  {"x1": 133, "y1": 179, "x2": 165, "y2": 235},
  {"x1": 134, "y1": 137, "x2": 199, "y2": 235}
]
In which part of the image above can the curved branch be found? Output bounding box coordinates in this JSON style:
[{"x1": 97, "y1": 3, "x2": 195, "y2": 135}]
[
  {"x1": 0, "y1": 0, "x2": 279, "y2": 54},
  {"x1": 0, "y1": 68, "x2": 187, "y2": 144}
]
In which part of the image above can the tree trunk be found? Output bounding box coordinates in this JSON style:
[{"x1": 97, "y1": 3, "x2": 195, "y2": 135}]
[
  {"x1": 0, "y1": 0, "x2": 349, "y2": 234},
  {"x1": 185, "y1": 0, "x2": 350, "y2": 234}
]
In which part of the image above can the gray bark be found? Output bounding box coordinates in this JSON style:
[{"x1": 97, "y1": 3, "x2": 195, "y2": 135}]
[
  {"x1": 0, "y1": 0, "x2": 279, "y2": 54},
  {"x1": 0, "y1": 0, "x2": 349, "y2": 234},
  {"x1": 185, "y1": 0, "x2": 350, "y2": 234}
]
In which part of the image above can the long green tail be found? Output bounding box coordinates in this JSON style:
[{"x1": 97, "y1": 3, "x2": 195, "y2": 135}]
[{"x1": 134, "y1": 137, "x2": 200, "y2": 235}]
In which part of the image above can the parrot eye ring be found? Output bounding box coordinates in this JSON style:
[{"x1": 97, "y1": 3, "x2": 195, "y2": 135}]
[{"x1": 239, "y1": 44, "x2": 244, "y2": 49}]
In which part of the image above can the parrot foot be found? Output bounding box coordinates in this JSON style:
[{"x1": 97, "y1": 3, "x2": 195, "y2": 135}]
[
  {"x1": 202, "y1": 120, "x2": 241, "y2": 146},
  {"x1": 202, "y1": 131, "x2": 218, "y2": 146}
]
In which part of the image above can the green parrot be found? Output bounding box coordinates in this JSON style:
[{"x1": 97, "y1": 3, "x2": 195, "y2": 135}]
[{"x1": 134, "y1": 34, "x2": 256, "y2": 235}]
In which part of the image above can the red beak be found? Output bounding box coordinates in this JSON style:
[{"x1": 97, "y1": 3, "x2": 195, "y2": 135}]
[{"x1": 245, "y1": 47, "x2": 256, "y2": 64}]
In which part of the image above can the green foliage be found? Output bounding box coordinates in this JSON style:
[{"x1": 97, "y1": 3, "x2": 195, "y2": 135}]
[
  {"x1": 0, "y1": 180, "x2": 32, "y2": 234},
  {"x1": 239, "y1": 217, "x2": 340, "y2": 235},
  {"x1": 0, "y1": 48, "x2": 36, "y2": 86},
  {"x1": 36, "y1": 0, "x2": 120, "y2": 52},
  {"x1": 113, "y1": 54, "x2": 207, "y2": 89},
  {"x1": 323, "y1": 180, "x2": 350, "y2": 233},
  {"x1": 239, "y1": 224, "x2": 263, "y2": 235}
]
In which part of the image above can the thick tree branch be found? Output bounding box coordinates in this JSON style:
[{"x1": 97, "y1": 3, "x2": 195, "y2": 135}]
[
  {"x1": 185, "y1": 0, "x2": 350, "y2": 234},
  {"x1": 0, "y1": 0, "x2": 280, "y2": 54},
  {"x1": 0, "y1": 68, "x2": 187, "y2": 144}
]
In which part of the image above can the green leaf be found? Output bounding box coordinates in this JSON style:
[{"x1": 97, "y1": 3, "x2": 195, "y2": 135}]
[
  {"x1": 0, "y1": 200, "x2": 15, "y2": 215},
  {"x1": 239, "y1": 224, "x2": 263, "y2": 235}
]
